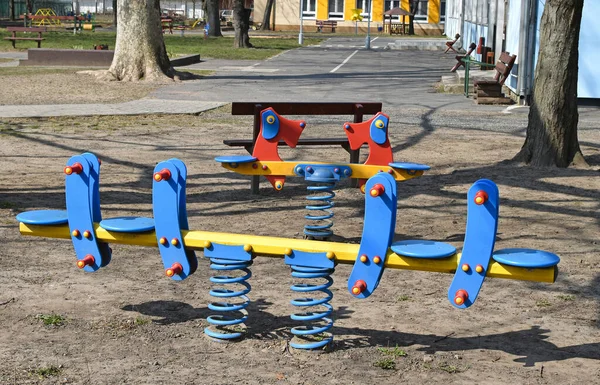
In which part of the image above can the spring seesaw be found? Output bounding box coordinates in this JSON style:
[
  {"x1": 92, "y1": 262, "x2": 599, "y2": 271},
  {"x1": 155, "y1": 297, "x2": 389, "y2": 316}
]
[
  {"x1": 215, "y1": 108, "x2": 430, "y2": 239},
  {"x1": 17, "y1": 151, "x2": 560, "y2": 350}
]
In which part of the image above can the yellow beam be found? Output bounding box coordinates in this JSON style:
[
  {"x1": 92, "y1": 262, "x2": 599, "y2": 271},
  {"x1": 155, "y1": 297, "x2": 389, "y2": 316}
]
[
  {"x1": 220, "y1": 161, "x2": 425, "y2": 182},
  {"x1": 20, "y1": 223, "x2": 557, "y2": 283}
]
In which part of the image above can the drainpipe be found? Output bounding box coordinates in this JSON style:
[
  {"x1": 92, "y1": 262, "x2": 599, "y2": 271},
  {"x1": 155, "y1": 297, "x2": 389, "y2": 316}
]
[
  {"x1": 517, "y1": 0, "x2": 533, "y2": 104},
  {"x1": 487, "y1": 0, "x2": 496, "y2": 52},
  {"x1": 460, "y1": 0, "x2": 465, "y2": 39},
  {"x1": 524, "y1": 0, "x2": 537, "y2": 105}
]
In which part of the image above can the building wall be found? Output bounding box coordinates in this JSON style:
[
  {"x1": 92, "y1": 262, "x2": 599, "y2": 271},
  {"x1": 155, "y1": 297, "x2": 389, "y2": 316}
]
[
  {"x1": 254, "y1": 0, "x2": 443, "y2": 34},
  {"x1": 577, "y1": 0, "x2": 599, "y2": 99}
]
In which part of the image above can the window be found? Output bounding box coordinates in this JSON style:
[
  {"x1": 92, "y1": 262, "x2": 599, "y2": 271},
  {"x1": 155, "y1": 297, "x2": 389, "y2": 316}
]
[
  {"x1": 384, "y1": 0, "x2": 402, "y2": 21},
  {"x1": 413, "y1": 0, "x2": 428, "y2": 22},
  {"x1": 302, "y1": 0, "x2": 316, "y2": 18},
  {"x1": 329, "y1": 0, "x2": 344, "y2": 19},
  {"x1": 440, "y1": 0, "x2": 446, "y2": 23},
  {"x1": 355, "y1": 0, "x2": 372, "y2": 19}
]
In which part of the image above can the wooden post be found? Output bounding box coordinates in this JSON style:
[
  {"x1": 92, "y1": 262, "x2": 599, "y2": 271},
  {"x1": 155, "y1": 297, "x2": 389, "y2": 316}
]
[
  {"x1": 350, "y1": 103, "x2": 364, "y2": 187},
  {"x1": 251, "y1": 103, "x2": 263, "y2": 194}
]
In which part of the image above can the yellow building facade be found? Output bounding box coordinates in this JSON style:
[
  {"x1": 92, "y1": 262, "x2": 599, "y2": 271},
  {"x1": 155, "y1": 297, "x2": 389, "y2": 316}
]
[{"x1": 254, "y1": 0, "x2": 444, "y2": 35}]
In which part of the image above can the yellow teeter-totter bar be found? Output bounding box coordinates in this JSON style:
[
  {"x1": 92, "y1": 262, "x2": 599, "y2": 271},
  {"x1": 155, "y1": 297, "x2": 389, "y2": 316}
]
[
  {"x1": 20, "y1": 223, "x2": 557, "y2": 284},
  {"x1": 220, "y1": 161, "x2": 426, "y2": 181}
]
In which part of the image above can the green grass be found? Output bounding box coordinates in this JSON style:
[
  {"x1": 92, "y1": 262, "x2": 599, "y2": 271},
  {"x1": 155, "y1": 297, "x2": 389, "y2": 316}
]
[
  {"x1": 556, "y1": 294, "x2": 575, "y2": 301},
  {"x1": 0, "y1": 30, "x2": 324, "y2": 60},
  {"x1": 30, "y1": 365, "x2": 61, "y2": 378},
  {"x1": 396, "y1": 294, "x2": 411, "y2": 302},
  {"x1": 438, "y1": 363, "x2": 461, "y2": 373},
  {"x1": 378, "y1": 345, "x2": 407, "y2": 357},
  {"x1": 536, "y1": 299, "x2": 552, "y2": 307},
  {"x1": 373, "y1": 357, "x2": 396, "y2": 370},
  {"x1": 37, "y1": 313, "x2": 66, "y2": 326},
  {"x1": 134, "y1": 317, "x2": 150, "y2": 326}
]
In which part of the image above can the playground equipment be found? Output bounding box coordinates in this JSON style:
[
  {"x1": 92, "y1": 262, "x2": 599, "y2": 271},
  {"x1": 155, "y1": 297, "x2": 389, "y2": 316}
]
[
  {"x1": 32, "y1": 8, "x2": 62, "y2": 26},
  {"x1": 17, "y1": 151, "x2": 560, "y2": 350},
  {"x1": 215, "y1": 108, "x2": 430, "y2": 239}
]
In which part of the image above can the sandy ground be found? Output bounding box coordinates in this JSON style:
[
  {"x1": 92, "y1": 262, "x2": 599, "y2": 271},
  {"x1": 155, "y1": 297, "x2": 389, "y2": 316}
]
[
  {"x1": 0, "y1": 104, "x2": 599, "y2": 385},
  {"x1": 0, "y1": 69, "x2": 159, "y2": 105}
]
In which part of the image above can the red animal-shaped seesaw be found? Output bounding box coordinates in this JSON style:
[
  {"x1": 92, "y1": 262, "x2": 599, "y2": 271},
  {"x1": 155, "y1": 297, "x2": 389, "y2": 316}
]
[
  {"x1": 252, "y1": 107, "x2": 306, "y2": 190},
  {"x1": 342, "y1": 112, "x2": 393, "y2": 190}
]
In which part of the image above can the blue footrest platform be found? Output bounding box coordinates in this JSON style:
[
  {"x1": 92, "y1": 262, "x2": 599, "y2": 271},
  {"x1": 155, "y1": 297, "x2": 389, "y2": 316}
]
[
  {"x1": 99, "y1": 217, "x2": 155, "y2": 233},
  {"x1": 391, "y1": 240, "x2": 457, "y2": 259},
  {"x1": 16, "y1": 210, "x2": 68, "y2": 225},
  {"x1": 492, "y1": 248, "x2": 560, "y2": 268}
]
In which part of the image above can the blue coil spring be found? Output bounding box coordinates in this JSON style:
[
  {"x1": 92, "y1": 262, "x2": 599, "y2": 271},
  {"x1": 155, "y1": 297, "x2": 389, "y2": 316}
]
[
  {"x1": 289, "y1": 265, "x2": 334, "y2": 350},
  {"x1": 204, "y1": 257, "x2": 252, "y2": 341},
  {"x1": 304, "y1": 181, "x2": 336, "y2": 239}
]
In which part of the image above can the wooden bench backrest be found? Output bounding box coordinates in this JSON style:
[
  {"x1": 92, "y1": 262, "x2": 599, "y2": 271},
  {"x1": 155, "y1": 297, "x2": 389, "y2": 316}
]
[
  {"x1": 465, "y1": 43, "x2": 476, "y2": 56},
  {"x1": 7, "y1": 26, "x2": 47, "y2": 32},
  {"x1": 231, "y1": 102, "x2": 383, "y2": 146},
  {"x1": 494, "y1": 52, "x2": 517, "y2": 86},
  {"x1": 231, "y1": 102, "x2": 381, "y2": 116}
]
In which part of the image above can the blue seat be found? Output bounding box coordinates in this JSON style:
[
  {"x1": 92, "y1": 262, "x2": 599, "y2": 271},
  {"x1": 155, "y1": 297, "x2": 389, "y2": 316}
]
[
  {"x1": 492, "y1": 248, "x2": 560, "y2": 268},
  {"x1": 391, "y1": 240, "x2": 456, "y2": 259},
  {"x1": 389, "y1": 162, "x2": 431, "y2": 172},
  {"x1": 16, "y1": 210, "x2": 68, "y2": 225},
  {"x1": 99, "y1": 217, "x2": 155, "y2": 233},
  {"x1": 214, "y1": 155, "x2": 257, "y2": 164}
]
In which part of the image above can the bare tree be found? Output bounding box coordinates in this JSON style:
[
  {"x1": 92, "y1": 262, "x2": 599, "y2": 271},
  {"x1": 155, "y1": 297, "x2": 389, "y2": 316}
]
[
  {"x1": 86, "y1": 0, "x2": 174, "y2": 82},
  {"x1": 205, "y1": 0, "x2": 222, "y2": 37},
  {"x1": 260, "y1": 0, "x2": 274, "y2": 30},
  {"x1": 233, "y1": 0, "x2": 252, "y2": 47},
  {"x1": 514, "y1": 0, "x2": 586, "y2": 167}
]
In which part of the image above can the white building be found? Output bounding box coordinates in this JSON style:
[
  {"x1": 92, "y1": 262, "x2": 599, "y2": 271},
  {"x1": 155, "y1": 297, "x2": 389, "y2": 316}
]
[{"x1": 445, "y1": 0, "x2": 599, "y2": 102}]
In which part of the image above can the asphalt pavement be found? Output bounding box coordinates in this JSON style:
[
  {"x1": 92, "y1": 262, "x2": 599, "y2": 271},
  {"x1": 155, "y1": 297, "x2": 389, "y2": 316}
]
[{"x1": 0, "y1": 36, "x2": 599, "y2": 132}]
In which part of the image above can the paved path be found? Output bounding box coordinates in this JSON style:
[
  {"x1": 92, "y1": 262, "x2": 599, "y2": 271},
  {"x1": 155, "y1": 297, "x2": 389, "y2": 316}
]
[{"x1": 0, "y1": 36, "x2": 598, "y2": 124}]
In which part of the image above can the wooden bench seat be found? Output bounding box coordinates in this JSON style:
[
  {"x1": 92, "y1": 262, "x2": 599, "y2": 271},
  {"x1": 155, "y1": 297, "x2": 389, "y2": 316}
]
[
  {"x1": 316, "y1": 20, "x2": 337, "y2": 33},
  {"x1": 4, "y1": 27, "x2": 46, "y2": 49},
  {"x1": 474, "y1": 52, "x2": 517, "y2": 104},
  {"x1": 227, "y1": 102, "x2": 383, "y2": 194}
]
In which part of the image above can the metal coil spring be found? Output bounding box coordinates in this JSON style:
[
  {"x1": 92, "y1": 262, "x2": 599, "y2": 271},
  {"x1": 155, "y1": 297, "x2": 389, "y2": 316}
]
[
  {"x1": 204, "y1": 257, "x2": 252, "y2": 341},
  {"x1": 304, "y1": 181, "x2": 336, "y2": 239},
  {"x1": 289, "y1": 265, "x2": 334, "y2": 350}
]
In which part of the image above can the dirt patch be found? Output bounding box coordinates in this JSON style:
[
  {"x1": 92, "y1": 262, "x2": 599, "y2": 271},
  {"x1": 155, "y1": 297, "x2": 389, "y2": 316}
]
[
  {"x1": 0, "y1": 109, "x2": 599, "y2": 384},
  {"x1": 0, "y1": 68, "x2": 159, "y2": 105}
]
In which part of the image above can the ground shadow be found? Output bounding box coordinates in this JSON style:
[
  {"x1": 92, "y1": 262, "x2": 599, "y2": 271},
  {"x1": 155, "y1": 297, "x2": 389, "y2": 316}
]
[{"x1": 121, "y1": 299, "x2": 600, "y2": 367}]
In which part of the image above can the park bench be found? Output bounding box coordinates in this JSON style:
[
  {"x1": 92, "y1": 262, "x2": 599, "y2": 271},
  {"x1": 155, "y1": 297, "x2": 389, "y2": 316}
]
[
  {"x1": 462, "y1": 52, "x2": 517, "y2": 103},
  {"x1": 4, "y1": 26, "x2": 46, "y2": 49},
  {"x1": 388, "y1": 23, "x2": 407, "y2": 35},
  {"x1": 224, "y1": 102, "x2": 383, "y2": 194},
  {"x1": 316, "y1": 20, "x2": 337, "y2": 33},
  {"x1": 444, "y1": 33, "x2": 461, "y2": 53},
  {"x1": 161, "y1": 18, "x2": 173, "y2": 34}
]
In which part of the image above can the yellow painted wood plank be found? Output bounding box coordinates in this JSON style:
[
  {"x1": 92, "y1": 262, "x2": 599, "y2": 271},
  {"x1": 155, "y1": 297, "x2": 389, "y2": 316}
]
[
  {"x1": 20, "y1": 223, "x2": 557, "y2": 283},
  {"x1": 220, "y1": 161, "x2": 425, "y2": 182}
]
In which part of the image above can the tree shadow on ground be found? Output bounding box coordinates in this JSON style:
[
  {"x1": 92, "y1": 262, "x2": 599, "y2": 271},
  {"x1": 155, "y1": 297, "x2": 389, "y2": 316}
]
[{"x1": 122, "y1": 299, "x2": 600, "y2": 367}]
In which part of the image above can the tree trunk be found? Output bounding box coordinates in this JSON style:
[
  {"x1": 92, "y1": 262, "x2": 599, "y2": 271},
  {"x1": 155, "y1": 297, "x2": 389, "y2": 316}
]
[
  {"x1": 514, "y1": 0, "x2": 586, "y2": 167},
  {"x1": 113, "y1": 0, "x2": 117, "y2": 26},
  {"x1": 9, "y1": 0, "x2": 15, "y2": 21},
  {"x1": 206, "y1": 0, "x2": 222, "y2": 37},
  {"x1": 90, "y1": 0, "x2": 173, "y2": 81},
  {"x1": 233, "y1": 0, "x2": 252, "y2": 48},
  {"x1": 260, "y1": 0, "x2": 274, "y2": 30},
  {"x1": 408, "y1": 1, "x2": 416, "y2": 35}
]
